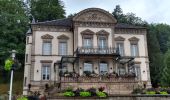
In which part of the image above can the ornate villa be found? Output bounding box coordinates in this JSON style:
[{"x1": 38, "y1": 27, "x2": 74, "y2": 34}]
[{"x1": 23, "y1": 8, "x2": 151, "y2": 95}]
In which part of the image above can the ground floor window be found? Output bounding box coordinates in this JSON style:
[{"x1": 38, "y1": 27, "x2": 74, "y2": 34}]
[
  {"x1": 42, "y1": 63, "x2": 51, "y2": 80},
  {"x1": 84, "y1": 62, "x2": 93, "y2": 73},
  {"x1": 118, "y1": 64, "x2": 126, "y2": 75},
  {"x1": 99, "y1": 62, "x2": 108, "y2": 75},
  {"x1": 135, "y1": 64, "x2": 141, "y2": 80}
]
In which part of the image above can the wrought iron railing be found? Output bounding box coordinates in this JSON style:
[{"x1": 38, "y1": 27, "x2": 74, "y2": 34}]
[
  {"x1": 60, "y1": 76, "x2": 137, "y2": 83},
  {"x1": 76, "y1": 47, "x2": 119, "y2": 55}
]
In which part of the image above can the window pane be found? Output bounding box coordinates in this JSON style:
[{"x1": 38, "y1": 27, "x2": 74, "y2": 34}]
[
  {"x1": 135, "y1": 64, "x2": 141, "y2": 80},
  {"x1": 131, "y1": 44, "x2": 138, "y2": 56},
  {"x1": 43, "y1": 42, "x2": 52, "y2": 55},
  {"x1": 100, "y1": 63, "x2": 108, "y2": 74},
  {"x1": 99, "y1": 37, "x2": 107, "y2": 48},
  {"x1": 84, "y1": 63, "x2": 93, "y2": 72},
  {"x1": 42, "y1": 64, "x2": 50, "y2": 80},
  {"x1": 59, "y1": 42, "x2": 67, "y2": 55},
  {"x1": 117, "y1": 43, "x2": 124, "y2": 56},
  {"x1": 83, "y1": 38, "x2": 92, "y2": 48}
]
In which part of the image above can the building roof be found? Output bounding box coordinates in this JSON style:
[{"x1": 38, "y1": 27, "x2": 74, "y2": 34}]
[
  {"x1": 31, "y1": 18, "x2": 72, "y2": 27},
  {"x1": 31, "y1": 18, "x2": 146, "y2": 29},
  {"x1": 115, "y1": 23, "x2": 146, "y2": 29}
]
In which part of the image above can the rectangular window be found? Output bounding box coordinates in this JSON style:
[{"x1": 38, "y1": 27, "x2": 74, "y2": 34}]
[
  {"x1": 25, "y1": 54, "x2": 28, "y2": 63},
  {"x1": 131, "y1": 43, "x2": 139, "y2": 56},
  {"x1": 83, "y1": 38, "x2": 92, "y2": 48},
  {"x1": 135, "y1": 64, "x2": 141, "y2": 80},
  {"x1": 26, "y1": 37, "x2": 29, "y2": 44},
  {"x1": 84, "y1": 62, "x2": 93, "y2": 72},
  {"x1": 42, "y1": 41, "x2": 52, "y2": 55},
  {"x1": 98, "y1": 36, "x2": 107, "y2": 48},
  {"x1": 59, "y1": 41, "x2": 67, "y2": 55},
  {"x1": 42, "y1": 63, "x2": 51, "y2": 80},
  {"x1": 116, "y1": 43, "x2": 124, "y2": 56},
  {"x1": 24, "y1": 77, "x2": 27, "y2": 86}
]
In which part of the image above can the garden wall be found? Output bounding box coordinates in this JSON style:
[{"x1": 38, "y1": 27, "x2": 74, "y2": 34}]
[{"x1": 47, "y1": 95, "x2": 170, "y2": 100}]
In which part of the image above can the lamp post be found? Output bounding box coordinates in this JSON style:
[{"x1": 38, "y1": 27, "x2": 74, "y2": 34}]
[{"x1": 9, "y1": 50, "x2": 17, "y2": 100}]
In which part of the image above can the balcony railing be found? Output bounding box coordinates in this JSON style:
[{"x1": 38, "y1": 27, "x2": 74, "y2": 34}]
[
  {"x1": 76, "y1": 47, "x2": 119, "y2": 55},
  {"x1": 60, "y1": 76, "x2": 137, "y2": 83}
]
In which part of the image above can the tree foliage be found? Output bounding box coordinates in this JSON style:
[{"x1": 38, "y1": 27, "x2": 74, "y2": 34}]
[{"x1": 29, "y1": 0, "x2": 66, "y2": 21}]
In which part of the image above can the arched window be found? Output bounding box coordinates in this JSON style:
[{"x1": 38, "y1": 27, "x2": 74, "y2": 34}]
[
  {"x1": 83, "y1": 61, "x2": 93, "y2": 72},
  {"x1": 99, "y1": 61, "x2": 108, "y2": 74}
]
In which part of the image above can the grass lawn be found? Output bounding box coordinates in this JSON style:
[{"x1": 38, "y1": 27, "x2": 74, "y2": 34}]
[{"x1": 0, "y1": 69, "x2": 24, "y2": 95}]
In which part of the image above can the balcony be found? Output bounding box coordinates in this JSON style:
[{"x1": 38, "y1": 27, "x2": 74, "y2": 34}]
[{"x1": 76, "y1": 47, "x2": 119, "y2": 56}]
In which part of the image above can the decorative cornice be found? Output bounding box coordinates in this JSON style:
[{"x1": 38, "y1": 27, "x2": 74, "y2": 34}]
[
  {"x1": 96, "y1": 30, "x2": 109, "y2": 36},
  {"x1": 128, "y1": 37, "x2": 139, "y2": 41},
  {"x1": 115, "y1": 36, "x2": 125, "y2": 41},
  {"x1": 41, "y1": 34, "x2": 54, "y2": 39},
  {"x1": 81, "y1": 29, "x2": 95, "y2": 35},
  {"x1": 40, "y1": 60, "x2": 53, "y2": 63},
  {"x1": 57, "y1": 34, "x2": 69, "y2": 40}
]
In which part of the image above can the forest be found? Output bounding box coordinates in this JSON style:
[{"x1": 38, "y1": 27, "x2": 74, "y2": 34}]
[{"x1": 0, "y1": 0, "x2": 170, "y2": 94}]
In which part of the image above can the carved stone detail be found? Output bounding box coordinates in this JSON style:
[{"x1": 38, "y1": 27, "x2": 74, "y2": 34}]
[
  {"x1": 73, "y1": 8, "x2": 117, "y2": 23},
  {"x1": 128, "y1": 37, "x2": 139, "y2": 41},
  {"x1": 57, "y1": 34, "x2": 69, "y2": 40},
  {"x1": 115, "y1": 36, "x2": 125, "y2": 41},
  {"x1": 41, "y1": 34, "x2": 53, "y2": 39},
  {"x1": 81, "y1": 29, "x2": 95, "y2": 35},
  {"x1": 96, "y1": 30, "x2": 109, "y2": 36}
]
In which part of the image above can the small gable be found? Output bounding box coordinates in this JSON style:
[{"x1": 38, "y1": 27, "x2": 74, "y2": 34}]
[
  {"x1": 41, "y1": 34, "x2": 54, "y2": 39},
  {"x1": 115, "y1": 36, "x2": 125, "y2": 41},
  {"x1": 57, "y1": 34, "x2": 69, "y2": 40}
]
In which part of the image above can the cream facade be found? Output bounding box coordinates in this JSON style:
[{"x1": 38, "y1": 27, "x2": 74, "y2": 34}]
[{"x1": 23, "y1": 8, "x2": 151, "y2": 95}]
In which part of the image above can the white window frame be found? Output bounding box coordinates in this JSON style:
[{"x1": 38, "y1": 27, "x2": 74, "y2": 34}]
[
  {"x1": 116, "y1": 42, "x2": 124, "y2": 56},
  {"x1": 42, "y1": 63, "x2": 51, "y2": 80},
  {"x1": 83, "y1": 62, "x2": 93, "y2": 72},
  {"x1": 42, "y1": 40, "x2": 52, "y2": 55},
  {"x1": 131, "y1": 43, "x2": 139, "y2": 57},
  {"x1": 99, "y1": 62, "x2": 108, "y2": 75},
  {"x1": 58, "y1": 41, "x2": 67, "y2": 55}
]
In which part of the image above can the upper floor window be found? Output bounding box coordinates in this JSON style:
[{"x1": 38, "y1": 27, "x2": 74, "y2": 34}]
[
  {"x1": 116, "y1": 42, "x2": 124, "y2": 56},
  {"x1": 131, "y1": 43, "x2": 139, "y2": 56},
  {"x1": 83, "y1": 37, "x2": 93, "y2": 48},
  {"x1": 41, "y1": 34, "x2": 53, "y2": 55},
  {"x1": 98, "y1": 36, "x2": 107, "y2": 48},
  {"x1": 96, "y1": 30, "x2": 109, "y2": 48},
  {"x1": 26, "y1": 37, "x2": 29, "y2": 44},
  {"x1": 42, "y1": 40, "x2": 52, "y2": 55},
  {"x1": 129, "y1": 37, "x2": 139, "y2": 57},
  {"x1": 57, "y1": 34, "x2": 69, "y2": 55},
  {"x1": 115, "y1": 36, "x2": 125, "y2": 56},
  {"x1": 59, "y1": 41, "x2": 67, "y2": 55},
  {"x1": 42, "y1": 63, "x2": 51, "y2": 80},
  {"x1": 81, "y1": 29, "x2": 94, "y2": 48}
]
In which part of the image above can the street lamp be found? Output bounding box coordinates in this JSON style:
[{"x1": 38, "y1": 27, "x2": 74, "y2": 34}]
[{"x1": 9, "y1": 50, "x2": 17, "y2": 100}]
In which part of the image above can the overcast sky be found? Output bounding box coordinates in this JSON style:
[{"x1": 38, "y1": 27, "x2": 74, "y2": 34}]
[{"x1": 63, "y1": 0, "x2": 170, "y2": 24}]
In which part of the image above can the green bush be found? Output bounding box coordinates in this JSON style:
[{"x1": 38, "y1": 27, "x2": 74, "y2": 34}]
[
  {"x1": 17, "y1": 96, "x2": 28, "y2": 100},
  {"x1": 132, "y1": 88, "x2": 143, "y2": 94},
  {"x1": 146, "y1": 91, "x2": 156, "y2": 95},
  {"x1": 160, "y1": 91, "x2": 168, "y2": 95},
  {"x1": 63, "y1": 91, "x2": 75, "y2": 97},
  {"x1": 65, "y1": 87, "x2": 73, "y2": 92},
  {"x1": 80, "y1": 91, "x2": 91, "y2": 97},
  {"x1": 96, "y1": 92, "x2": 107, "y2": 97}
]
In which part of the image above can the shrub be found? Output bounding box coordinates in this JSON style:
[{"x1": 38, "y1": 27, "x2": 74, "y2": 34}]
[
  {"x1": 145, "y1": 91, "x2": 156, "y2": 95},
  {"x1": 63, "y1": 91, "x2": 75, "y2": 97},
  {"x1": 87, "y1": 87, "x2": 96, "y2": 96},
  {"x1": 17, "y1": 96, "x2": 28, "y2": 100},
  {"x1": 65, "y1": 87, "x2": 73, "y2": 92},
  {"x1": 84, "y1": 71, "x2": 92, "y2": 77},
  {"x1": 74, "y1": 88, "x2": 84, "y2": 96},
  {"x1": 96, "y1": 92, "x2": 107, "y2": 98},
  {"x1": 98, "y1": 86, "x2": 105, "y2": 92},
  {"x1": 80, "y1": 91, "x2": 91, "y2": 97},
  {"x1": 132, "y1": 88, "x2": 143, "y2": 94},
  {"x1": 160, "y1": 91, "x2": 168, "y2": 95}
]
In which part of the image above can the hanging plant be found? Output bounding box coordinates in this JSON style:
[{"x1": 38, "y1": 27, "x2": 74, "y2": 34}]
[{"x1": 4, "y1": 58, "x2": 14, "y2": 71}]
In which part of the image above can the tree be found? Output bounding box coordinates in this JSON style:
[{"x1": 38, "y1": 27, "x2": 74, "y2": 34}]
[
  {"x1": 0, "y1": 0, "x2": 29, "y2": 82},
  {"x1": 112, "y1": 5, "x2": 147, "y2": 26},
  {"x1": 29, "y1": 0, "x2": 66, "y2": 22},
  {"x1": 161, "y1": 49, "x2": 170, "y2": 86},
  {"x1": 147, "y1": 24, "x2": 165, "y2": 85}
]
